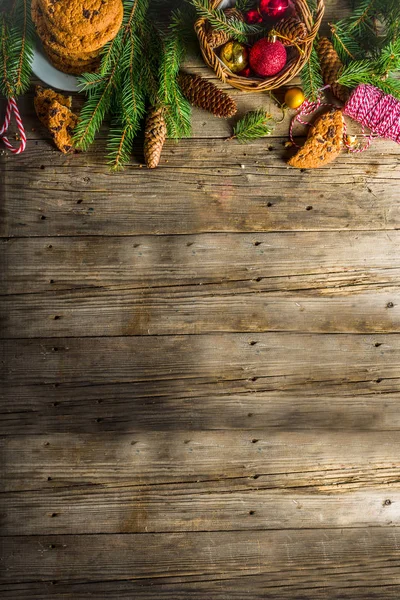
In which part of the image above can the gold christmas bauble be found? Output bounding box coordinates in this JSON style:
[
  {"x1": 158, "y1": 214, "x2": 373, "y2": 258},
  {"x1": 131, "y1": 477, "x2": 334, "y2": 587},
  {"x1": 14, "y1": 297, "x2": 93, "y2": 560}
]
[
  {"x1": 284, "y1": 87, "x2": 305, "y2": 109},
  {"x1": 220, "y1": 41, "x2": 249, "y2": 73}
]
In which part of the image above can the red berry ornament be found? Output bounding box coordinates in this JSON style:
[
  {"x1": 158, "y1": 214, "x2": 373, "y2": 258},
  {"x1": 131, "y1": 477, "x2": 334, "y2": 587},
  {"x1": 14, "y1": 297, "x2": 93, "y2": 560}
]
[
  {"x1": 249, "y1": 38, "x2": 287, "y2": 77},
  {"x1": 245, "y1": 8, "x2": 263, "y2": 24},
  {"x1": 238, "y1": 66, "x2": 252, "y2": 78},
  {"x1": 259, "y1": 0, "x2": 290, "y2": 19}
]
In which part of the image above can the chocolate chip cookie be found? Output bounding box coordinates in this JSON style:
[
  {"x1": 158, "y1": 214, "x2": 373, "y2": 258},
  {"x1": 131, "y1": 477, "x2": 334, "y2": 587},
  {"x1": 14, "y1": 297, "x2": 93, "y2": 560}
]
[
  {"x1": 39, "y1": 0, "x2": 123, "y2": 38},
  {"x1": 288, "y1": 109, "x2": 344, "y2": 169}
]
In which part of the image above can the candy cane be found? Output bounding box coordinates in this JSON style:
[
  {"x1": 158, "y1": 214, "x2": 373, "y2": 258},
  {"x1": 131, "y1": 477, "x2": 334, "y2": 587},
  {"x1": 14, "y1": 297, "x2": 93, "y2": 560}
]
[{"x1": 0, "y1": 97, "x2": 27, "y2": 154}]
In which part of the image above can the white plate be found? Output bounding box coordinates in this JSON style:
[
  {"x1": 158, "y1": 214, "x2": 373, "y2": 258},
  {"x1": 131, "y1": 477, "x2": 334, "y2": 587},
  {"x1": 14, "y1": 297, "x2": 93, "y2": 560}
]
[{"x1": 32, "y1": 43, "x2": 80, "y2": 93}]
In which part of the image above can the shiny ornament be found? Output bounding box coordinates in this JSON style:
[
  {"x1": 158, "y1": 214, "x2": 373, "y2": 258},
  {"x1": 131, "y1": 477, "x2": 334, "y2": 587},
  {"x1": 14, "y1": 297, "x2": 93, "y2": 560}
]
[
  {"x1": 245, "y1": 8, "x2": 263, "y2": 24},
  {"x1": 284, "y1": 87, "x2": 305, "y2": 109},
  {"x1": 220, "y1": 41, "x2": 249, "y2": 74},
  {"x1": 259, "y1": 0, "x2": 290, "y2": 20},
  {"x1": 238, "y1": 66, "x2": 252, "y2": 78},
  {"x1": 249, "y1": 38, "x2": 287, "y2": 77}
]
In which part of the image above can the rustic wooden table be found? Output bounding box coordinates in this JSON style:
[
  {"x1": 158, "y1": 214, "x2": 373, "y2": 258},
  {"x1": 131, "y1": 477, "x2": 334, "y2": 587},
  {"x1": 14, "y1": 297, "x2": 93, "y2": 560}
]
[{"x1": 1, "y1": 0, "x2": 400, "y2": 597}]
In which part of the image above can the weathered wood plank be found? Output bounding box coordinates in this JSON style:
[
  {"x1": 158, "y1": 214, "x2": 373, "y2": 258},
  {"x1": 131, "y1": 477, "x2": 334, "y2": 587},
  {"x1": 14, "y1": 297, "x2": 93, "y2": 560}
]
[
  {"x1": 1, "y1": 529, "x2": 400, "y2": 595},
  {"x1": 1, "y1": 334, "x2": 399, "y2": 434},
  {"x1": 1, "y1": 232, "x2": 399, "y2": 337},
  {"x1": 2, "y1": 288, "x2": 399, "y2": 337},
  {"x1": 2, "y1": 579, "x2": 400, "y2": 600},
  {"x1": 2, "y1": 430, "x2": 400, "y2": 491},
  {"x1": 1, "y1": 332, "x2": 398, "y2": 399},
  {"x1": 1, "y1": 138, "x2": 399, "y2": 236},
  {"x1": 4, "y1": 232, "x2": 399, "y2": 294},
  {"x1": 2, "y1": 485, "x2": 398, "y2": 535},
  {"x1": 2, "y1": 333, "x2": 398, "y2": 388},
  {"x1": 2, "y1": 386, "x2": 400, "y2": 434}
]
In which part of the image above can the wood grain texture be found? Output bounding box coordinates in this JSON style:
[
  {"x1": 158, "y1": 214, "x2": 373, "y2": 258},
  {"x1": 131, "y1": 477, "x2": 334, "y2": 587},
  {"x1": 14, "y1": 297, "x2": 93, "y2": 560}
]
[
  {"x1": 1, "y1": 333, "x2": 399, "y2": 435},
  {"x1": 2, "y1": 430, "x2": 400, "y2": 492},
  {"x1": 1, "y1": 138, "x2": 399, "y2": 237},
  {"x1": 1, "y1": 232, "x2": 400, "y2": 337},
  {"x1": 2, "y1": 581, "x2": 400, "y2": 600},
  {"x1": 2, "y1": 484, "x2": 399, "y2": 535},
  {"x1": 2, "y1": 0, "x2": 400, "y2": 597},
  {"x1": 1, "y1": 529, "x2": 400, "y2": 595}
]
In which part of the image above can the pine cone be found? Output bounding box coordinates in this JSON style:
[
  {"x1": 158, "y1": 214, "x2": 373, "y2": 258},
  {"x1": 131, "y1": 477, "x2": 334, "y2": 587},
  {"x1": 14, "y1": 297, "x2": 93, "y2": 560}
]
[
  {"x1": 144, "y1": 107, "x2": 167, "y2": 169},
  {"x1": 206, "y1": 8, "x2": 244, "y2": 49},
  {"x1": 274, "y1": 17, "x2": 308, "y2": 46},
  {"x1": 178, "y1": 72, "x2": 237, "y2": 118},
  {"x1": 316, "y1": 37, "x2": 350, "y2": 104}
]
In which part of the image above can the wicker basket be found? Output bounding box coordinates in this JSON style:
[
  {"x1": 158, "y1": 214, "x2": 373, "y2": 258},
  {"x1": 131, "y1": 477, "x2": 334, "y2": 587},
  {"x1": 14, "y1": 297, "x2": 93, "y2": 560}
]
[{"x1": 194, "y1": 0, "x2": 325, "y2": 92}]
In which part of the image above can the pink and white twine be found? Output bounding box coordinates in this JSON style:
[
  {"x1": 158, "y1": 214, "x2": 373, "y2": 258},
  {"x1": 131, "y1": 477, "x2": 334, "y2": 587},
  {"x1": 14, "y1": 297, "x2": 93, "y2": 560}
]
[
  {"x1": 0, "y1": 97, "x2": 27, "y2": 154},
  {"x1": 290, "y1": 83, "x2": 400, "y2": 153}
]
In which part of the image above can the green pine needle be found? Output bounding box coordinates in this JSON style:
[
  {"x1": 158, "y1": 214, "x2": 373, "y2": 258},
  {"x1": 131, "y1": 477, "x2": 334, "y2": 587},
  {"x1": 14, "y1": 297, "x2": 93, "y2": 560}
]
[
  {"x1": 0, "y1": 0, "x2": 34, "y2": 99},
  {"x1": 330, "y1": 23, "x2": 364, "y2": 64},
  {"x1": 158, "y1": 10, "x2": 192, "y2": 140},
  {"x1": 230, "y1": 109, "x2": 275, "y2": 144},
  {"x1": 189, "y1": 0, "x2": 264, "y2": 43},
  {"x1": 300, "y1": 44, "x2": 323, "y2": 102},
  {"x1": 74, "y1": 0, "x2": 150, "y2": 168}
]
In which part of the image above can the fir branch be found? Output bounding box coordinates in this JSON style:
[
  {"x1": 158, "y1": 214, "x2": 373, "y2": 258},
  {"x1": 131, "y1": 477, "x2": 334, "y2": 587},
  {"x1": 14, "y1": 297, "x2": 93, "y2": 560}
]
[
  {"x1": 336, "y1": 58, "x2": 376, "y2": 87},
  {"x1": 369, "y1": 75, "x2": 400, "y2": 99},
  {"x1": 158, "y1": 10, "x2": 192, "y2": 140},
  {"x1": 107, "y1": 5, "x2": 149, "y2": 170},
  {"x1": 74, "y1": 79, "x2": 114, "y2": 151},
  {"x1": 229, "y1": 109, "x2": 275, "y2": 143},
  {"x1": 235, "y1": 0, "x2": 250, "y2": 11},
  {"x1": 0, "y1": 15, "x2": 13, "y2": 98},
  {"x1": 349, "y1": 0, "x2": 375, "y2": 32},
  {"x1": 305, "y1": 0, "x2": 317, "y2": 16},
  {"x1": 189, "y1": 0, "x2": 264, "y2": 43},
  {"x1": 330, "y1": 23, "x2": 364, "y2": 64},
  {"x1": 374, "y1": 38, "x2": 400, "y2": 75},
  {"x1": 107, "y1": 121, "x2": 135, "y2": 171},
  {"x1": 337, "y1": 59, "x2": 400, "y2": 99},
  {"x1": 0, "y1": 0, "x2": 34, "y2": 99},
  {"x1": 74, "y1": 0, "x2": 149, "y2": 157},
  {"x1": 300, "y1": 44, "x2": 323, "y2": 101}
]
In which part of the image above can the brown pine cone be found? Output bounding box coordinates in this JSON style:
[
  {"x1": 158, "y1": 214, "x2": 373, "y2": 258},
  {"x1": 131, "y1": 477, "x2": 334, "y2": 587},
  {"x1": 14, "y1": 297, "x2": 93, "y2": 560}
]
[
  {"x1": 206, "y1": 8, "x2": 244, "y2": 49},
  {"x1": 316, "y1": 37, "x2": 350, "y2": 104},
  {"x1": 144, "y1": 107, "x2": 167, "y2": 169},
  {"x1": 274, "y1": 17, "x2": 308, "y2": 46},
  {"x1": 178, "y1": 72, "x2": 237, "y2": 118}
]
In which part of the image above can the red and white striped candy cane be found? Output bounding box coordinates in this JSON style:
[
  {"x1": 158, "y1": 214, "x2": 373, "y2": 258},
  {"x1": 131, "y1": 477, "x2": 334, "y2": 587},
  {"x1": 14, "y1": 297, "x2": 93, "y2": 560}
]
[{"x1": 0, "y1": 97, "x2": 27, "y2": 154}]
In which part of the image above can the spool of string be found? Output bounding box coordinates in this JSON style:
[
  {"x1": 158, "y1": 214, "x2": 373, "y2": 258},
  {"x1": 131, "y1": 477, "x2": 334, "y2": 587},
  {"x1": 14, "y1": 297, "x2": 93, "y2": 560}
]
[
  {"x1": 290, "y1": 84, "x2": 400, "y2": 153},
  {"x1": 342, "y1": 84, "x2": 400, "y2": 151}
]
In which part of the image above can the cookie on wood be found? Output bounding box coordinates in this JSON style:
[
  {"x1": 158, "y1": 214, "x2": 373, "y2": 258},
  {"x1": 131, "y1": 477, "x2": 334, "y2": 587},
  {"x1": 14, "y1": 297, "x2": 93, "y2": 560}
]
[
  {"x1": 34, "y1": 86, "x2": 72, "y2": 128},
  {"x1": 46, "y1": 100, "x2": 79, "y2": 154},
  {"x1": 288, "y1": 109, "x2": 344, "y2": 169},
  {"x1": 34, "y1": 89, "x2": 78, "y2": 154}
]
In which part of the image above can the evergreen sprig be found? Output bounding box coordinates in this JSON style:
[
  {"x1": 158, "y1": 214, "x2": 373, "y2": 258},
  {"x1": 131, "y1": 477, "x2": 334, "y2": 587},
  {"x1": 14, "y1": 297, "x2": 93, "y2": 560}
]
[
  {"x1": 0, "y1": 0, "x2": 34, "y2": 99},
  {"x1": 337, "y1": 58, "x2": 400, "y2": 99},
  {"x1": 74, "y1": 0, "x2": 150, "y2": 170},
  {"x1": 74, "y1": 0, "x2": 193, "y2": 170},
  {"x1": 230, "y1": 109, "x2": 275, "y2": 143},
  {"x1": 323, "y1": 0, "x2": 400, "y2": 100},
  {"x1": 330, "y1": 22, "x2": 364, "y2": 64},
  {"x1": 189, "y1": 0, "x2": 264, "y2": 43},
  {"x1": 158, "y1": 10, "x2": 192, "y2": 140},
  {"x1": 300, "y1": 44, "x2": 323, "y2": 101}
]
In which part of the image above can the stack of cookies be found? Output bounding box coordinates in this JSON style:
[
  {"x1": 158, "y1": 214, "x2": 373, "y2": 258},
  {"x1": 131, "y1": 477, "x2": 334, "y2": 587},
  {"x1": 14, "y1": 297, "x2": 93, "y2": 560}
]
[{"x1": 31, "y1": 0, "x2": 124, "y2": 75}]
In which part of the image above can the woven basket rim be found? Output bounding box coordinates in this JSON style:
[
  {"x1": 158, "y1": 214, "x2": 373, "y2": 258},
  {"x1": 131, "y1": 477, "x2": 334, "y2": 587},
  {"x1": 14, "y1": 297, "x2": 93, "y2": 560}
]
[{"x1": 194, "y1": 0, "x2": 325, "y2": 92}]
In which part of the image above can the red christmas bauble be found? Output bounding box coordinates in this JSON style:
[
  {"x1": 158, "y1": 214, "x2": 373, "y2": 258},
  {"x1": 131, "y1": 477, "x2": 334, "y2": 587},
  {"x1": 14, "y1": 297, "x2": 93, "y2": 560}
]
[
  {"x1": 259, "y1": 0, "x2": 290, "y2": 19},
  {"x1": 244, "y1": 8, "x2": 263, "y2": 24},
  {"x1": 249, "y1": 38, "x2": 287, "y2": 77},
  {"x1": 238, "y1": 66, "x2": 252, "y2": 78}
]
